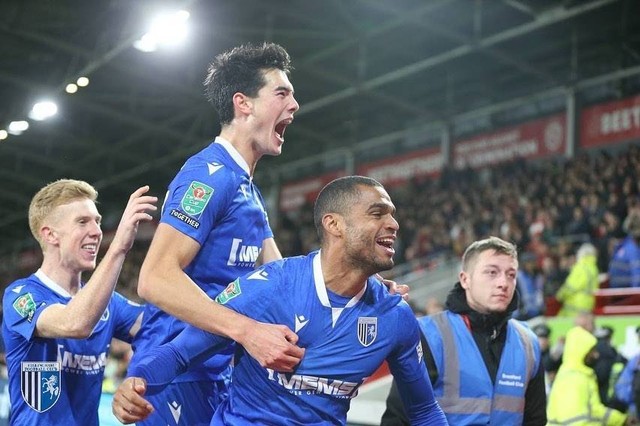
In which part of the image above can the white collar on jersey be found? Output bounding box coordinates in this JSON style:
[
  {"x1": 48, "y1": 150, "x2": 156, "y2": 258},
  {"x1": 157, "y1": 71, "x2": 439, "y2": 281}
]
[
  {"x1": 312, "y1": 251, "x2": 367, "y2": 327},
  {"x1": 215, "y1": 136, "x2": 251, "y2": 178},
  {"x1": 34, "y1": 269, "x2": 73, "y2": 298}
]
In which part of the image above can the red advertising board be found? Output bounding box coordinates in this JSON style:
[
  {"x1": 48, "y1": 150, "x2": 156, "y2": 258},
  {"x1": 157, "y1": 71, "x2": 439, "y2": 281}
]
[
  {"x1": 453, "y1": 114, "x2": 566, "y2": 169},
  {"x1": 356, "y1": 147, "x2": 443, "y2": 187},
  {"x1": 580, "y1": 95, "x2": 640, "y2": 148},
  {"x1": 279, "y1": 171, "x2": 344, "y2": 212}
]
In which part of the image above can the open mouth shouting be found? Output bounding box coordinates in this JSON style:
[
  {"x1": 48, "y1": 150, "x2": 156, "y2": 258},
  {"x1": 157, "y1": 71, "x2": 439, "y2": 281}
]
[{"x1": 275, "y1": 117, "x2": 293, "y2": 142}]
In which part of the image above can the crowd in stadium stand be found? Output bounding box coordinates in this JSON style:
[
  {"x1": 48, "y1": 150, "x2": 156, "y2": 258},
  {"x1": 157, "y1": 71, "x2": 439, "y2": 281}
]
[{"x1": 279, "y1": 144, "x2": 640, "y2": 307}]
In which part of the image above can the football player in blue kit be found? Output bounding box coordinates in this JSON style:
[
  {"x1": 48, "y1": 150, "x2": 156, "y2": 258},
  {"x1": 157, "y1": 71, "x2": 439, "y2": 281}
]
[
  {"x1": 124, "y1": 42, "x2": 307, "y2": 425},
  {"x1": 2, "y1": 179, "x2": 157, "y2": 425},
  {"x1": 113, "y1": 176, "x2": 447, "y2": 425}
]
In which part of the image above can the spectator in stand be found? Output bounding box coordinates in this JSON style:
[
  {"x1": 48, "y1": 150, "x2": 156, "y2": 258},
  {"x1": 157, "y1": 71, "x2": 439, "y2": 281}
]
[
  {"x1": 609, "y1": 212, "x2": 640, "y2": 288},
  {"x1": 547, "y1": 326, "x2": 632, "y2": 425},
  {"x1": 515, "y1": 251, "x2": 545, "y2": 320},
  {"x1": 594, "y1": 325, "x2": 628, "y2": 405},
  {"x1": 424, "y1": 297, "x2": 444, "y2": 316},
  {"x1": 556, "y1": 243, "x2": 599, "y2": 316},
  {"x1": 613, "y1": 327, "x2": 640, "y2": 417},
  {"x1": 532, "y1": 323, "x2": 562, "y2": 394}
]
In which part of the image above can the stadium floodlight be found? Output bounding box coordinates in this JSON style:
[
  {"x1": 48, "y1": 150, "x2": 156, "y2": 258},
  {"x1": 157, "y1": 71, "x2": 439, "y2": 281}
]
[
  {"x1": 29, "y1": 101, "x2": 58, "y2": 121},
  {"x1": 0, "y1": 130, "x2": 7, "y2": 140},
  {"x1": 66, "y1": 83, "x2": 78, "y2": 94},
  {"x1": 133, "y1": 10, "x2": 190, "y2": 52},
  {"x1": 8, "y1": 120, "x2": 29, "y2": 135},
  {"x1": 77, "y1": 77, "x2": 89, "y2": 87}
]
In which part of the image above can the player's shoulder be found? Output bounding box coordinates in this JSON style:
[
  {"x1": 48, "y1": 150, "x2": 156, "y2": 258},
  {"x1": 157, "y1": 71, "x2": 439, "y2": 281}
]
[
  {"x1": 180, "y1": 147, "x2": 237, "y2": 182},
  {"x1": 365, "y1": 277, "x2": 406, "y2": 313},
  {"x1": 256, "y1": 254, "x2": 312, "y2": 279},
  {"x1": 3, "y1": 275, "x2": 42, "y2": 302}
]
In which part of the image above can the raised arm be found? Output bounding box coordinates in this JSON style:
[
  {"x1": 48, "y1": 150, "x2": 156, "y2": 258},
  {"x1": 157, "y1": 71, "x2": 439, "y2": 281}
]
[
  {"x1": 36, "y1": 186, "x2": 157, "y2": 338},
  {"x1": 258, "y1": 237, "x2": 283, "y2": 265},
  {"x1": 137, "y1": 224, "x2": 303, "y2": 371}
]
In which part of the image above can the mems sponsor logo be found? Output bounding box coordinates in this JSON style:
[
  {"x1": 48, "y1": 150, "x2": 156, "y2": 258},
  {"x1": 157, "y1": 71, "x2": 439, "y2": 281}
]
[
  {"x1": 227, "y1": 238, "x2": 260, "y2": 267},
  {"x1": 266, "y1": 369, "x2": 363, "y2": 399},
  {"x1": 57, "y1": 345, "x2": 107, "y2": 375}
]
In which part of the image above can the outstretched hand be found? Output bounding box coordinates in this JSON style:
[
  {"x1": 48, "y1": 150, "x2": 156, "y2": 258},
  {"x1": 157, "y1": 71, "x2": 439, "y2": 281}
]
[
  {"x1": 377, "y1": 275, "x2": 410, "y2": 301},
  {"x1": 110, "y1": 185, "x2": 158, "y2": 255},
  {"x1": 240, "y1": 321, "x2": 305, "y2": 372},
  {"x1": 112, "y1": 377, "x2": 154, "y2": 424}
]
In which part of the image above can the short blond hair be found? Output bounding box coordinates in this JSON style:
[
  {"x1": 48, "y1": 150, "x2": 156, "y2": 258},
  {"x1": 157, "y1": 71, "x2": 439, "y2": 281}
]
[{"x1": 28, "y1": 179, "x2": 98, "y2": 249}]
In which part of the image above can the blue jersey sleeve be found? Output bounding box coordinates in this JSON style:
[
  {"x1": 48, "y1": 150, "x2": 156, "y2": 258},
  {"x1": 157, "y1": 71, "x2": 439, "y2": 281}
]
[
  {"x1": 130, "y1": 326, "x2": 230, "y2": 393},
  {"x1": 387, "y1": 302, "x2": 447, "y2": 425},
  {"x1": 212, "y1": 262, "x2": 282, "y2": 319},
  {"x1": 110, "y1": 292, "x2": 144, "y2": 343},
  {"x1": 161, "y1": 159, "x2": 235, "y2": 245},
  {"x1": 3, "y1": 280, "x2": 51, "y2": 342}
]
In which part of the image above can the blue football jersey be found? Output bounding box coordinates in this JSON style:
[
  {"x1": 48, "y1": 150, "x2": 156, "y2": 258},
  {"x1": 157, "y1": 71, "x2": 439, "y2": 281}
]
[
  {"x1": 211, "y1": 252, "x2": 427, "y2": 425},
  {"x1": 2, "y1": 270, "x2": 142, "y2": 426},
  {"x1": 130, "y1": 137, "x2": 274, "y2": 383}
]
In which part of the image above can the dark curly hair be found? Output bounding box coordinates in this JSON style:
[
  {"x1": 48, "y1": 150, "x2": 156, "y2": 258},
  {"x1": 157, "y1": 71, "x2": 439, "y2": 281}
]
[{"x1": 204, "y1": 42, "x2": 293, "y2": 125}]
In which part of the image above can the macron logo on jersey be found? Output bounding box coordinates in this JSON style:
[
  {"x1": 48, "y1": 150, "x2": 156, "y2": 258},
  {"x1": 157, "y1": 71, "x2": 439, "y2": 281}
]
[
  {"x1": 168, "y1": 401, "x2": 182, "y2": 424},
  {"x1": 247, "y1": 269, "x2": 269, "y2": 280},
  {"x1": 12, "y1": 285, "x2": 25, "y2": 293},
  {"x1": 207, "y1": 162, "x2": 224, "y2": 175},
  {"x1": 295, "y1": 315, "x2": 309, "y2": 333},
  {"x1": 227, "y1": 238, "x2": 260, "y2": 267}
]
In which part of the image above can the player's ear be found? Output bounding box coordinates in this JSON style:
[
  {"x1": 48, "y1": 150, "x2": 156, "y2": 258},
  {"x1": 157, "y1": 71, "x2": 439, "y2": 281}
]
[
  {"x1": 233, "y1": 92, "x2": 252, "y2": 116},
  {"x1": 322, "y1": 213, "x2": 343, "y2": 239},
  {"x1": 41, "y1": 225, "x2": 58, "y2": 246}
]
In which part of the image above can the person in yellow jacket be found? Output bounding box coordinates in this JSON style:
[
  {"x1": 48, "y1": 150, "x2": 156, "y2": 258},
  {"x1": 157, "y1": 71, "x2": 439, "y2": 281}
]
[
  {"x1": 556, "y1": 243, "x2": 599, "y2": 316},
  {"x1": 547, "y1": 326, "x2": 631, "y2": 425}
]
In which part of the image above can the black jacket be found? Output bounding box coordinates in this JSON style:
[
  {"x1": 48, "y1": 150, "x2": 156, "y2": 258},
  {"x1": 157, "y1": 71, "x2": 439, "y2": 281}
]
[{"x1": 381, "y1": 283, "x2": 547, "y2": 425}]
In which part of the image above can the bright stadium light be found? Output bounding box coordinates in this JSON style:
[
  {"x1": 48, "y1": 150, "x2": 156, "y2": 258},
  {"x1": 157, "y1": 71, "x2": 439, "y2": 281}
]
[
  {"x1": 77, "y1": 76, "x2": 90, "y2": 87},
  {"x1": 29, "y1": 101, "x2": 58, "y2": 121},
  {"x1": 0, "y1": 130, "x2": 7, "y2": 140},
  {"x1": 66, "y1": 83, "x2": 78, "y2": 94},
  {"x1": 134, "y1": 10, "x2": 190, "y2": 52},
  {"x1": 8, "y1": 120, "x2": 29, "y2": 135}
]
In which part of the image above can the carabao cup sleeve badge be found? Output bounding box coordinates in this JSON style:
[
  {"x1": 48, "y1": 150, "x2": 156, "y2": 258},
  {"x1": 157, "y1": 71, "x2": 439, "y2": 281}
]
[{"x1": 180, "y1": 181, "x2": 214, "y2": 218}]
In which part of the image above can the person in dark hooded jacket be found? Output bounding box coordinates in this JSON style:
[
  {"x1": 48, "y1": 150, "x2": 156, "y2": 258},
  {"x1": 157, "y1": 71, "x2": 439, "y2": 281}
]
[{"x1": 381, "y1": 236, "x2": 547, "y2": 425}]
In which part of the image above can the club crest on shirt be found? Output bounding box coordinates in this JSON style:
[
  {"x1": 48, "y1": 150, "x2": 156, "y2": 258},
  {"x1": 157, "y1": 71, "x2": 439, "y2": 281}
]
[
  {"x1": 13, "y1": 293, "x2": 36, "y2": 322},
  {"x1": 21, "y1": 361, "x2": 61, "y2": 412},
  {"x1": 180, "y1": 181, "x2": 214, "y2": 218},
  {"x1": 215, "y1": 279, "x2": 242, "y2": 305},
  {"x1": 357, "y1": 317, "x2": 377, "y2": 347}
]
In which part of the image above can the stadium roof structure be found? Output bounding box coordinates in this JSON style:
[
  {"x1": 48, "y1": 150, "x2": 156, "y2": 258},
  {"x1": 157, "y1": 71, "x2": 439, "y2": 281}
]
[{"x1": 0, "y1": 0, "x2": 639, "y2": 254}]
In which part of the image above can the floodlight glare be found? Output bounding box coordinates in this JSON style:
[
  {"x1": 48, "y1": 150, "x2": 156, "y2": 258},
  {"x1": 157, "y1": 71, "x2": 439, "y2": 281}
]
[
  {"x1": 134, "y1": 10, "x2": 190, "y2": 52},
  {"x1": 133, "y1": 34, "x2": 158, "y2": 53},
  {"x1": 0, "y1": 130, "x2": 7, "y2": 140},
  {"x1": 8, "y1": 120, "x2": 29, "y2": 135},
  {"x1": 29, "y1": 101, "x2": 58, "y2": 121},
  {"x1": 77, "y1": 77, "x2": 90, "y2": 87},
  {"x1": 66, "y1": 83, "x2": 78, "y2": 94}
]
